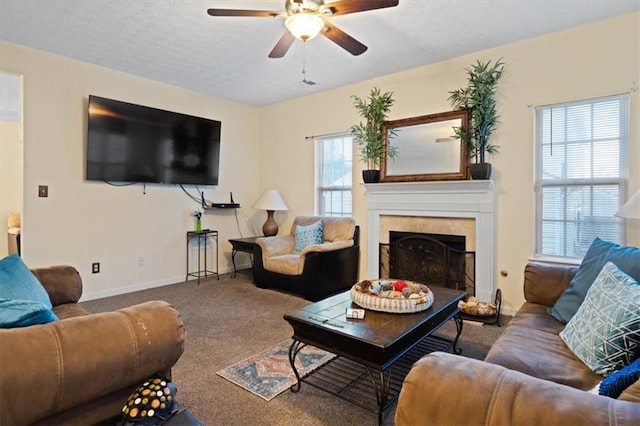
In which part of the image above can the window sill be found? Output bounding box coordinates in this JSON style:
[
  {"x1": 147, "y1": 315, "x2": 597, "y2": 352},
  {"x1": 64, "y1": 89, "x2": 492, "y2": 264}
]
[{"x1": 528, "y1": 255, "x2": 581, "y2": 266}]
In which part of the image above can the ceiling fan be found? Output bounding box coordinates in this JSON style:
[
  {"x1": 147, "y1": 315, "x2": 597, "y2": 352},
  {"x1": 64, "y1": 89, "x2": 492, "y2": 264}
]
[{"x1": 207, "y1": 0, "x2": 399, "y2": 58}]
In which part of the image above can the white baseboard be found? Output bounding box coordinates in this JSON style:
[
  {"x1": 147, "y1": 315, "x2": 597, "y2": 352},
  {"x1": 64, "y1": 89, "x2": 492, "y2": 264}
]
[{"x1": 80, "y1": 265, "x2": 239, "y2": 301}]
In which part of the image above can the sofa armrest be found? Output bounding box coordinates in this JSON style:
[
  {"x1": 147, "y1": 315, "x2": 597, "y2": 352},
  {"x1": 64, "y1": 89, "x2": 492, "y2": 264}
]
[
  {"x1": 0, "y1": 300, "x2": 185, "y2": 425},
  {"x1": 299, "y1": 240, "x2": 353, "y2": 255},
  {"x1": 396, "y1": 352, "x2": 640, "y2": 426},
  {"x1": 31, "y1": 265, "x2": 83, "y2": 306},
  {"x1": 300, "y1": 244, "x2": 359, "y2": 301},
  {"x1": 523, "y1": 262, "x2": 578, "y2": 307},
  {"x1": 256, "y1": 235, "x2": 293, "y2": 258}
]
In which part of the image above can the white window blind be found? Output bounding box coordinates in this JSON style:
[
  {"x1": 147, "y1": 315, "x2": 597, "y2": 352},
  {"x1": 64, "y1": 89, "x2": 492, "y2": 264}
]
[
  {"x1": 535, "y1": 94, "x2": 628, "y2": 259},
  {"x1": 315, "y1": 134, "x2": 353, "y2": 217}
]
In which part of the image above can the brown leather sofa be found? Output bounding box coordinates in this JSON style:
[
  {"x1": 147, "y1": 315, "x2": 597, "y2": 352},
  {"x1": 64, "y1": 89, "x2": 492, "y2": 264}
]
[
  {"x1": 254, "y1": 216, "x2": 359, "y2": 301},
  {"x1": 396, "y1": 262, "x2": 640, "y2": 425},
  {"x1": 0, "y1": 265, "x2": 186, "y2": 425}
]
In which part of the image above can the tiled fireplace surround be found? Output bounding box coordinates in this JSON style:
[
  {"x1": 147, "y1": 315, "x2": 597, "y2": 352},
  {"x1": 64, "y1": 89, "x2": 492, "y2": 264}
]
[{"x1": 365, "y1": 181, "x2": 495, "y2": 302}]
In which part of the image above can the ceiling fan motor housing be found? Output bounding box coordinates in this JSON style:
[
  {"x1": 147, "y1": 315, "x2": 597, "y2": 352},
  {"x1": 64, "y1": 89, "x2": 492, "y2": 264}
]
[{"x1": 286, "y1": 0, "x2": 331, "y2": 16}]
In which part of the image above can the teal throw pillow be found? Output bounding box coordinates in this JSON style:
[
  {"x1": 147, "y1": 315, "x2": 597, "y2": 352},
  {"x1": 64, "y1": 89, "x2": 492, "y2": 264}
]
[
  {"x1": 0, "y1": 254, "x2": 52, "y2": 309},
  {"x1": 0, "y1": 298, "x2": 58, "y2": 328},
  {"x1": 599, "y1": 357, "x2": 640, "y2": 399},
  {"x1": 549, "y1": 238, "x2": 640, "y2": 323},
  {"x1": 559, "y1": 262, "x2": 640, "y2": 376},
  {"x1": 294, "y1": 220, "x2": 324, "y2": 254}
]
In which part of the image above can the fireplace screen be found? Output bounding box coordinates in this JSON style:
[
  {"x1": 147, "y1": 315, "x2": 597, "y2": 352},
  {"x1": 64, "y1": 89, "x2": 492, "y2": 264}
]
[{"x1": 379, "y1": 234, "x2": 476, "y2": 296}]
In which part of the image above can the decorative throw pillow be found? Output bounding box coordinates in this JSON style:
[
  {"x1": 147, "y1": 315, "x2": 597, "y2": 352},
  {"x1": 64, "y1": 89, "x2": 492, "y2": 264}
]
[
  {"x1": 294, "y1": 220, "x2": 324, "y2": 254},
  {"x1": 0, "y1": 298, "x2": 58, "y2": 328},
  {"x1": 549, "y1": 238, "x2": 640, "y2": 323},
  {"x1": 559, "y1": 262, "x2": 640, "y2": 376},
  {"x1": 599, "y1": 357, "x2": 640, "y2": 399},
  {"x1": 121, "y1": 375, "x2": 178, "y2": 425},
  {"x1": 0, "y1": 254, "x2": 52, "y2": 309}
]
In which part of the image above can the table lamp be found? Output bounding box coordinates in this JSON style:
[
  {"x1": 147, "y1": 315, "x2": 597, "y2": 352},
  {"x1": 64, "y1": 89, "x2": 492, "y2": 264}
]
[
  {"x1": 615, "y1": 189, "x2": 640, "y2": 220},
  {"x1": 253, "y1": 189, "x2": 288, "y2": 236}
]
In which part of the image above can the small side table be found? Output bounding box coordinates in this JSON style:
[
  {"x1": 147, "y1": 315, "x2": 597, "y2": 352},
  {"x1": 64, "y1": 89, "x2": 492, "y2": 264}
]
[
  {"x1": 228, "y1": 236, "x2": 260, "y2": 278},
  {"x1": 186, "y1": 230, "x2": 219, "y2": 284}
]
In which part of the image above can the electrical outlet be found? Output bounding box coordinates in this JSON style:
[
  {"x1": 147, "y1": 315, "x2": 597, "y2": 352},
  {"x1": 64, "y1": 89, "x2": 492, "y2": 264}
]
[
  {"x1": 138, "y1": 257, "x2": 145, "y2": 267},
  {"x1": 92, "y1": 262, "x2": 100, "y2": 274}
]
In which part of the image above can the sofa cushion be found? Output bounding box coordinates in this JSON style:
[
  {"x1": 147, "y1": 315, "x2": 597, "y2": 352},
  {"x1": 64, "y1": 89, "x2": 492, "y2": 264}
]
[
  {"x1": 560, "y1": 262, "x2": 640, "y2": 376},
  {"x1": 53, "y1": 303, "x2": 90, "y2": 320},
  {"x1": 294, "y1": 220, "x2": 323, "y2": 254},
  {"x1": 549, "y1": 238, "x2": 640, "y2": 323},
  {"x1": 0, "y1": 298, "x2": 58, "y2": 328},
  {"x1": 503, "y1": 302, "x2": 566, "y2": 335},
  {"x1": 0, "y1": 254, "x2": 52, "y2": 309},
  {"x1": 599, "y1": 357, "x2": 640, "y2": 399},
  {"x1": 485, "y1": 303, "x2": 601, "y2": 390}
]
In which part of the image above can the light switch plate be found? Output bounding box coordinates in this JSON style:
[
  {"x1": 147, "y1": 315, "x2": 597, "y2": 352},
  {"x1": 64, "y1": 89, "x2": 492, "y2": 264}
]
[{"x1": 38, "y1": 185, "x2": 48, "y2": 197}]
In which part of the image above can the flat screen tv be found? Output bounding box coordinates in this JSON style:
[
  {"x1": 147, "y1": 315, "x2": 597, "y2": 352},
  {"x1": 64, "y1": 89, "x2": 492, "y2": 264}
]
[{"x1": 86, "y1": 95, "x2": 221, "y2": 185}]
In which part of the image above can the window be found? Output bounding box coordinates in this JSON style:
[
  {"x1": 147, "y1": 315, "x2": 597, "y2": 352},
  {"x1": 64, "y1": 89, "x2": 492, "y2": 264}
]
[
  {"x1": 315, "y1": 134, "x2": 353, "y2": 217},
  {"x1": 535, "y1": 94, "x2": 628, "y2": 259}
]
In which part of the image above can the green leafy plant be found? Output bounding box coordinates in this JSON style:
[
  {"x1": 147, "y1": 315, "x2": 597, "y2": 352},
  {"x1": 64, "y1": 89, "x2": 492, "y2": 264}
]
[
  {"x1": 448, "y1": 58, "x2": 505, "y2": 164},
  {"x1": 350, "y1": 87, "x2": 398, "y2": 170}
]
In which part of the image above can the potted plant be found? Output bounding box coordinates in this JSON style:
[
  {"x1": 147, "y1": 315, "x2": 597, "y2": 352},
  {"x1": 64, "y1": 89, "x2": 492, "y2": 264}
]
[
  {"x1": 448, "y1": 58, "x2": 505, "y2": 179},
  {"x1": 350, "y1": 87, "x2": 399, "y2": 183}
]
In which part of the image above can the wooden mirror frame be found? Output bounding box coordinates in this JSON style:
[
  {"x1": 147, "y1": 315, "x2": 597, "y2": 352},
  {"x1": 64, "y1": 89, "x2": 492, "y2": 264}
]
[{"x1": 380, "y1": 110, "x2": 469, "y2": 182}]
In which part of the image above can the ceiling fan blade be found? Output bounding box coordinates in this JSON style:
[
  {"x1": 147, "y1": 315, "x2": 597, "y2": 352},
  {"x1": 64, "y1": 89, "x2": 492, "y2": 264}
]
[
  {"x1": 327, "y1": 0, "x2": 399, "y2": 16},
  {"x1": 321, "y1": 22, "x2": 367, "y2": 56},
  {"x1": 207, "y1": 9, "x2": 280, "y2": 18},
  {"x1": 268, "y1": 31, "x2": 296, "y2": 58}
]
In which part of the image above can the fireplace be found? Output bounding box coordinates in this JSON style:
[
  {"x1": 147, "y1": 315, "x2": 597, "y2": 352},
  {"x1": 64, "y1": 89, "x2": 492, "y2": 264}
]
[
  {"x1": 380, "y1": 231, "x2": 475, "y2": 296},
  {"x1": 365, "y1": 181, "x2": 495, "y2": 301}
]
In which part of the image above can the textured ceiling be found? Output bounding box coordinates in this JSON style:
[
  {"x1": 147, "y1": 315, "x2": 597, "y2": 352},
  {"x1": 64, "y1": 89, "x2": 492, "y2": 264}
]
[{"x1": 1, "y1": 0, "x2": 638, "y2": 106}]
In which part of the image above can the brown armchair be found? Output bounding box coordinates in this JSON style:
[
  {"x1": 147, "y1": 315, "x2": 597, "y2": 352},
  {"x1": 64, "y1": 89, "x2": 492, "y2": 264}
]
[
  {"x1": 0, "y1": 265, "x2": 186, "y2": 425},
  {"x1": 254, "y1": 216, "x2": 359, "y2": 301}
]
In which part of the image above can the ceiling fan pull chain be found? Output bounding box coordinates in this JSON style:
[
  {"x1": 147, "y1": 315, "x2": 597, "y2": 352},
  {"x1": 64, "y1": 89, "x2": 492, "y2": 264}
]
[
  {"x1": 302, "y1": 42, "x2": 307, "y2": 77},
  {"x1": 301, "y1": 41, "x2": 316, "y2": 85}
]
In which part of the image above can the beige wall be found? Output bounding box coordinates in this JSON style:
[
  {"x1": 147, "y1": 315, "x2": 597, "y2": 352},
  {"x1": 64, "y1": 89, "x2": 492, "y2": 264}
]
[
  {"x1": 259, "y1": 12, "x2": 640, "y2": 313},
  {"x1": 1, "y1": 12, "x2": 638, "y2": 309},
  {"x1": 0, "y1": 41, "x2": 262, "y2": 300}
]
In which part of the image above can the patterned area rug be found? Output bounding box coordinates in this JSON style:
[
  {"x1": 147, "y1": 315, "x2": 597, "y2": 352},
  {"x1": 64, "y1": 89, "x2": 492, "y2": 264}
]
[{"x1": 216, "y1": 340, "x2": 336, "y2": 401}]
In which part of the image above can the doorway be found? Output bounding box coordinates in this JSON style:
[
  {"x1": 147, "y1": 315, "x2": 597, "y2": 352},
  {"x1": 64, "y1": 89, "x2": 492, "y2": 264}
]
[{"x1": 0, "y1": 72, "x2": 24, "y2": 258}]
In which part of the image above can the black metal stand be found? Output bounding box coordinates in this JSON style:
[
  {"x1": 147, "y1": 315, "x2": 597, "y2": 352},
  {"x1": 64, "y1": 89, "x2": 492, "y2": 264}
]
[{"x1": 186, "y1": 230, "x2": 219, "y2": 284}]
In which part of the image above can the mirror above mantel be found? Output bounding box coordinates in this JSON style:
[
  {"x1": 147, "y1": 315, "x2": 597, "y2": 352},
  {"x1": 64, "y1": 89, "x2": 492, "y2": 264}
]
[{"x1": 380, "y1": 110, "x2": 469, "y2": 182}]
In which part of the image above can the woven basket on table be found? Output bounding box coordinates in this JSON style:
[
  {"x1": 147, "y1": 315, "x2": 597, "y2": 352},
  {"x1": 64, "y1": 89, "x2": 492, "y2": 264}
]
[{"x1": 350, "y1": 280, "x2": 434, "y2": 314}]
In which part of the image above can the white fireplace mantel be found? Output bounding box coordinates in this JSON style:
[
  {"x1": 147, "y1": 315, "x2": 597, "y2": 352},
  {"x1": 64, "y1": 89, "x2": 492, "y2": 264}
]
[{"x1": 365, "y1": 180, "x2": 495, "y2": 301}]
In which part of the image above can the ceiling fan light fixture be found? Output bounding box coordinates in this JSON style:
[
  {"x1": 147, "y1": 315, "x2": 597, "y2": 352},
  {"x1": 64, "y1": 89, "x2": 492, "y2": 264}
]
[{"x1": 285, "y1": 13, "x2": 324, "y2": 41}]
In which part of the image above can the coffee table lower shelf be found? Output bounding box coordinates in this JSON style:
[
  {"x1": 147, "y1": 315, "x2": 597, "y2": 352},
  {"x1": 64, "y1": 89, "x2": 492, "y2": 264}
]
[{"x1": 293, "y1": 334, "x2": 454, "y2": 415}]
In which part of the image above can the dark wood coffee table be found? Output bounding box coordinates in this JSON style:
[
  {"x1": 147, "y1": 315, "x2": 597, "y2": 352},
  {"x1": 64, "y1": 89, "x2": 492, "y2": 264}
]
[{"x1": 283, "y1": 286, "x2": 465, "y2": 423}]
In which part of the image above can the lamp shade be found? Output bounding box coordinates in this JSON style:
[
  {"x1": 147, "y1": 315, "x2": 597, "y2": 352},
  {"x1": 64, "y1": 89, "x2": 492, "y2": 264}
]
[
  {"x1": 285, "y1": 13, "x2": 324, "y2": 41},
  {"x1": 253, "y1": 190, "x2": 288, "y2": 211},
  {"x1": 616, "y1": 189, "x2": 640, "y2": 220}
]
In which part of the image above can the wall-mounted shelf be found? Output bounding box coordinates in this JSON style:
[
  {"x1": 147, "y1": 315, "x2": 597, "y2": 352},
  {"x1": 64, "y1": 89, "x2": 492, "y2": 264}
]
[{"x1": 205, "y1": 203, "x2": 240, "y2": 210}]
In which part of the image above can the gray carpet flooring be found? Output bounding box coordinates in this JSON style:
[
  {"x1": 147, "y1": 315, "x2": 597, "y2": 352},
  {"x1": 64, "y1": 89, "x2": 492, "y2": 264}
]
[{"x1": 81, "y1": 272, "x2": 508, "y2": 426}]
